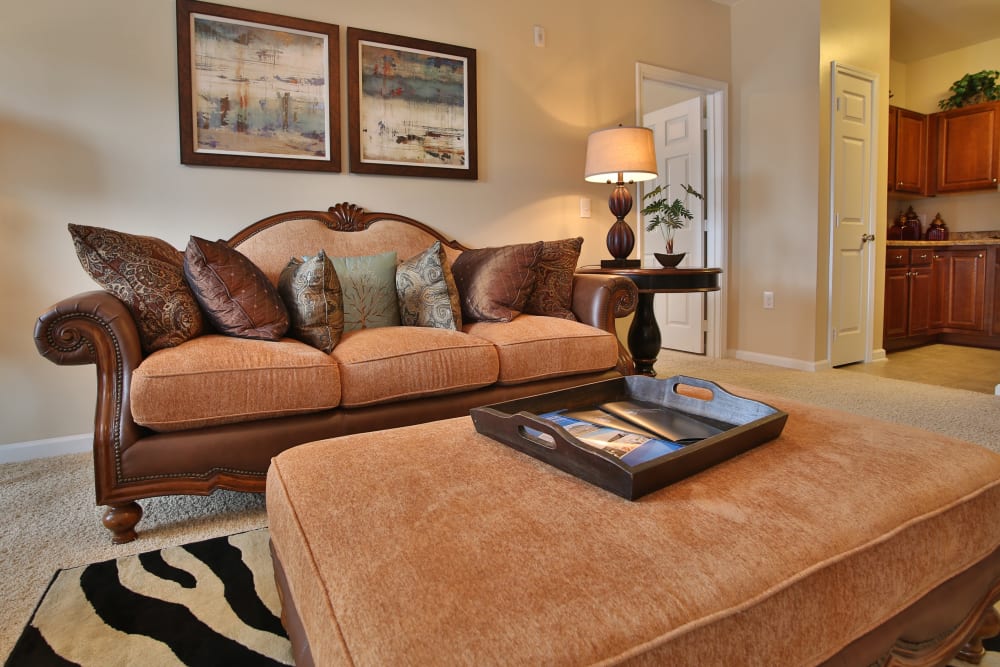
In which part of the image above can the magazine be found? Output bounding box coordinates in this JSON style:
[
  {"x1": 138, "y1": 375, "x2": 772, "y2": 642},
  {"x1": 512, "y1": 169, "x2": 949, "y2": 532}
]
[
  {"x1": 599, "y1": 400, "x2": 723, "y2": 444},
  {"x1": 531, "y1": 410, "x2": 684, "y2": 466}
]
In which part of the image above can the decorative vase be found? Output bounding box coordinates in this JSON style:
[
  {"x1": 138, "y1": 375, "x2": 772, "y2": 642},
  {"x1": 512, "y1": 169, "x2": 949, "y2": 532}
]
[{"x1": 654, "y1": 252, "x2": 686, "y2": 268}]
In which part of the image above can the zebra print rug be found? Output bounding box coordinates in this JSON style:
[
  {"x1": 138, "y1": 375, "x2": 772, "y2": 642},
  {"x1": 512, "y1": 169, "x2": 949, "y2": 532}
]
[{"x1": 5, "y1": 528, "x2": 291, "y2": 666}]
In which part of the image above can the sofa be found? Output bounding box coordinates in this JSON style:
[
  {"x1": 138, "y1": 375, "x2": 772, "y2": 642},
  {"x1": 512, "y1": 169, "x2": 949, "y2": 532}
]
[{"x1": 34, "y1": 203, "x2": 638, "y2": 543}]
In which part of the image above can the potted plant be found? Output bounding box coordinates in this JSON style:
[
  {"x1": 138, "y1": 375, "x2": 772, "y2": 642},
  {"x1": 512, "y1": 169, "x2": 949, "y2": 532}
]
[
  {"x1": 938, "y1": 70, "x2": 1000, "y2": 110},
  {"x1": 641, "y1": 183, "x2": 703, "y2": 267}
]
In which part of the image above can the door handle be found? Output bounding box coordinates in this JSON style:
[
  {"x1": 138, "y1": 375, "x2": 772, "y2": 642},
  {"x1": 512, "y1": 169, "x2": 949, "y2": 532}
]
[{"x1": 861, "y1": 233, "x2": 875, "y2": 243}]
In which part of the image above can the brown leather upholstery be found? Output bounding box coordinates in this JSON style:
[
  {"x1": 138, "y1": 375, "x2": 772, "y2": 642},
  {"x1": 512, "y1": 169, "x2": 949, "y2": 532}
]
[{"x1": 33, "y1": 203, "x2": 638, "y2": 542}]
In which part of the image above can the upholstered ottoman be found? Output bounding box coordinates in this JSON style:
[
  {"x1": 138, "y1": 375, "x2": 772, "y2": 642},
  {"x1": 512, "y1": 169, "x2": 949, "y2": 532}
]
[{"x1": 266, "y1": 386, "x2": 1000, "y2": 666}]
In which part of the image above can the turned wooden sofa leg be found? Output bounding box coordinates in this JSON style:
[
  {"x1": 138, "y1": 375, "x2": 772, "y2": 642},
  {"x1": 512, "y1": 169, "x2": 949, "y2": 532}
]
[
  {"x1": 102, "y1": 502, "x2": 143, "y2": 544},
  {"x1": 957, "y1": 605, "x2": 1000, "y2": 665}
]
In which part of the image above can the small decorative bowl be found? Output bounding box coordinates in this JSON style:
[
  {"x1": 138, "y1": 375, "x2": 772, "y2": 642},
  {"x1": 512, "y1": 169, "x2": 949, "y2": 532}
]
[{"x1": 654, "y1": 252, "x2": 686, "y2": 268}]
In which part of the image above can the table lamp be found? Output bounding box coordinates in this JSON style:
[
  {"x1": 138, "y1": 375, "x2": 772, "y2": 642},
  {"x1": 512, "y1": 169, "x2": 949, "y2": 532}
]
[{"x1": 584, "y1": 126, "x2": 658, "y2": 268}]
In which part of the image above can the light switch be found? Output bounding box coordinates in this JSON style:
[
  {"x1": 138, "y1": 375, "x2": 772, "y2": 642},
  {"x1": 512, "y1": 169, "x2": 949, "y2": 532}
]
[
  {"x1": 533, "y1": 25, "x2": 545, "y2": 48},
  {"x1": 579, "y1": 197, "x2": 591, "y2": 218}
]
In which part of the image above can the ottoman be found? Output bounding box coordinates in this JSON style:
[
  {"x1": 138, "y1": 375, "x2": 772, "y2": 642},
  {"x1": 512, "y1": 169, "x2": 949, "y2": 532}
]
[{"x1": 266, "y1": 385, "x2": 1000, "y2": 666}]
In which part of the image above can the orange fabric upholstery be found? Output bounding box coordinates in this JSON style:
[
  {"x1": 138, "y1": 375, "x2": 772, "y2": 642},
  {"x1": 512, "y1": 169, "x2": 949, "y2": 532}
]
[
  {"x1": 267, "y1": 389, "x2": 1000, "y2": 666},
  {"x1": 464, "y1": 315, "x2": 619, "y2": 384},
  {"x1": 131, "y1": 335, "x2": 340, "y2": 431},
  {"x1": 331, "y1": 327, "x2": 499, "y2": 407}
]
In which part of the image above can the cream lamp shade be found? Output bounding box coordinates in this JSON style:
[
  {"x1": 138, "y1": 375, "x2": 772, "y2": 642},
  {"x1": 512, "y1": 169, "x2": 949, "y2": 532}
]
[{"x1": 584, "y1": 126, "x2": 658, "y2": 183}]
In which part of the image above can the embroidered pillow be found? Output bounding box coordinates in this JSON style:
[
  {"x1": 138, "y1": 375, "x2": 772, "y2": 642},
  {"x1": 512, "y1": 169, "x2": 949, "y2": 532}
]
[
  {"x1": 396, "y1": 242, "x2": 462, "y2": 330},
  {"x1": 524, "y1": 237, "x2": 583, "y2": 320},
  {"x1": 330, "y1": 251, "x2": 400, "y2": 331},
  {"x1": 183, "y1": 236, "x2": 289, "y2": 340},
  {"x1": 451, "y1": 242, "x2": 543, "y2": 323},
  {"x1": 68, "y1": 224, "x2": 205, "y2": 353},
  {"x1": 278, "y1": 250, "x2": 345, "y2": 353}
]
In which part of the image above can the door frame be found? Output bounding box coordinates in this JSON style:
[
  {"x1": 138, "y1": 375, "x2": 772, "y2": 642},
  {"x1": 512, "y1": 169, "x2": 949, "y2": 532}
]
[
  {"x1": 635, "y1": 63, "x2": 728, "y2": 359},
  {"x1": 827, "y1": 61, "x2": 879, "y2": 366}
]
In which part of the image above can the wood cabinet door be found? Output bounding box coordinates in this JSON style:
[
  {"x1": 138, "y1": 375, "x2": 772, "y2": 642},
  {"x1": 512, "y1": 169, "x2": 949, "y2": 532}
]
[
  {"x1": 893, "y1": 108, "x2": 928, "y2": 193},
  {"x1": 992, "y1": 248, "x2": 1000, "y2": 336},
  {"x1": 907, "y1": 250, "x2": 933, "y2": 335},
  {"x1": 935, "y1": 102, "x2": 1000, "y2": 192},
  {"x1": 884, "y1": 266, "x2": 910, "y2": 340},
  {"x1": 887, "y1": 106, "x2": 897, "y2": 192},
  {"x1": 939, "y1": 249, "x2": 988, "y2": 331}
]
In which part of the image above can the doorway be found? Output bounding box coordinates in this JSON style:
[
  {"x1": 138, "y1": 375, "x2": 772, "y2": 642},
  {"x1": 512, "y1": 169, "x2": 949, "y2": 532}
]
[{"x1": 635, "y1": 63, "x2": 728, "y2": 359}]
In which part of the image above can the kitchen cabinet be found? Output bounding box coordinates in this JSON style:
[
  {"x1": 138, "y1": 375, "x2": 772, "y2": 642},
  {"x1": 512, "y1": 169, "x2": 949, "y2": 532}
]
[
  {"x1": 935, "y1": 102, "x2": 1000, "y2": 193},
  {"x1": 933, "y1": 247, "x2": 988, "y2": 332},
  {"x1": 888, "y1": 106, "x2": 929, "y2": 195},
  {"x1": 884, "y1": 248, "x2": 935, "y2": 340},
  {"x1": 885, "y1": 244, "x2": 999, "y2": 351}
]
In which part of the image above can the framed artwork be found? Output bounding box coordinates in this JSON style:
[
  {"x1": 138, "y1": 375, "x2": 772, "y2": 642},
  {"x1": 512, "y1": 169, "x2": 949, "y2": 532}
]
[
  {"x1": 176, "y1": 0, "x2": 340, "y2": 172},
  {"x1": 347, "y1": 28, "x2": 478, "y2": 179}
]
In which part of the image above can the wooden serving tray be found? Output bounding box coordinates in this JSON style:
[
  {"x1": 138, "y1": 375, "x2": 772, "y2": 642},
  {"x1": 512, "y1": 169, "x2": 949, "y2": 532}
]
[{"x1": 470, "y1": 375, "x2": 787, "y2": 500}]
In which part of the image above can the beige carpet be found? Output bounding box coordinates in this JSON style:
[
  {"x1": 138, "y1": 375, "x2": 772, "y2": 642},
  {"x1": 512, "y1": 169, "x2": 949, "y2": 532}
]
[{"x1": 1, "y1": 352, "x2": 998, "y2": 663}]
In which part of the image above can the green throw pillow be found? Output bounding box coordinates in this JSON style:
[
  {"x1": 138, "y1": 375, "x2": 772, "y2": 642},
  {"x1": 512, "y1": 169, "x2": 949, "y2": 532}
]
[{"x1": 331, "y1": 251, "x2": 400, "y2": 331}]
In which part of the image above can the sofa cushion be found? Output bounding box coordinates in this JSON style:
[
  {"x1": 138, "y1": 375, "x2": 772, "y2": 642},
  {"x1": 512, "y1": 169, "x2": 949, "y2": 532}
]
[
  {"x1": 278, "y1": 250, "x2": 344, "y2": 353},
  {"x1": 524, "y1": 237, "x2": 583, "y2": 320},
  {"x1": 331, "y1": 251, "x2": 400, "y2": 331},
  {"x1": 68, "y1": 224, "x2": 205, "y2": 353},
  {"x1": 451, "y1": 242, "x2": 543, "y2": 322},
  {"x1": 464, "y1": 315, "x2": 618, "y2": 385},
  {"x1": 184, "y1": 236, "x2": 289, "y2": 340},
  {"x1": 331, "y1": 327, "x2": 498, "y2": 408},
  {"x1": 131, "y1": 335, "x2": 340, "y2": 432},
  {"x1": 396, "y1": 241, "x2": 462, "y2": 330}
]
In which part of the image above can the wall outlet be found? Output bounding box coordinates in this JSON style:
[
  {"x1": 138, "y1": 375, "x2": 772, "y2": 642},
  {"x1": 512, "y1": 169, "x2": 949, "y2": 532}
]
[
  {"x1": 763, "y1": 291, "x2": 774, "y2": 309},
  {"x1": 579, "y1": 197, "x2": 591, "y2": 218}
]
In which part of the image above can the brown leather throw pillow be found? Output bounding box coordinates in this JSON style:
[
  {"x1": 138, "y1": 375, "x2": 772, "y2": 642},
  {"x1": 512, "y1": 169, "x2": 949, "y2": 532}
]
[
  {"x1": 451, "y1": 242, "x2": 543, "y2": 322},
  {"x1": 184, "y1": 236, "x2": 289, "y2": 340}
]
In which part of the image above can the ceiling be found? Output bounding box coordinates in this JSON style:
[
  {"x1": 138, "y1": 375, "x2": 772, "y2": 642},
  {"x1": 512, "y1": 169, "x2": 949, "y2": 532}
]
[{"x1": 891, "y1": 0, "x2": 1000, "y2": 63}]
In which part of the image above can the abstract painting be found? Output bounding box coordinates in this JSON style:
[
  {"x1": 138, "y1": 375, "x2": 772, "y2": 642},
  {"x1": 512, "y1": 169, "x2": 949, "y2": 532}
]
[
  {"x1": 347, "y1": 28, "x2": 477, "y2": 179},
  {"x1": 176, "y1": 0, "x2": 340, "y2": 172}
]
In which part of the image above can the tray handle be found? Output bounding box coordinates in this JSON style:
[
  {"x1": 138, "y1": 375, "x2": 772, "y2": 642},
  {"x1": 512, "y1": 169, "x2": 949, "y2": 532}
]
[
  {"x1": 471, "y1": 408, "x2": 625, "y2": 465},
  {"x1": 654, "y1": 374, "x2": 779, "y2": 424}
]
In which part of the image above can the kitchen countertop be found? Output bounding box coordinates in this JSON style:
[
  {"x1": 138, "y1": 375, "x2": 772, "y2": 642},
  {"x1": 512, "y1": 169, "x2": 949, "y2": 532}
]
[
  {"x1": 887, "y1": 238, "x2": 1000, "y2": 246},
  {"x1": 887, "y1": 231, "x2": 1000, "y2": 246}
]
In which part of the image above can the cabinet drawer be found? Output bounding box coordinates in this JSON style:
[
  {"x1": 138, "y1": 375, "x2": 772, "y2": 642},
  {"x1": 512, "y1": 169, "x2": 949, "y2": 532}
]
[
  {"x1": 886, "y1": 249, "x2": 909, "y2": 268},
  {"x1": 909, "y1": 249, "x2": 933, "y2": 267}
]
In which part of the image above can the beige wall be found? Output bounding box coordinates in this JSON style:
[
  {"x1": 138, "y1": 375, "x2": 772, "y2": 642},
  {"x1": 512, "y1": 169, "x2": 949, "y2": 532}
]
[
  {"x1": 729, "y1": 0, "x2": 821, "y2": 365},
  {"x1": 728, "y1": 0, "x2": 889, "y2": 368},
  {"x1": 0, "y1": 0, "x2": 730, "y2": 447},
  {"x1": 889, "y1": 38, "x2": 1000, "y2": 234}
]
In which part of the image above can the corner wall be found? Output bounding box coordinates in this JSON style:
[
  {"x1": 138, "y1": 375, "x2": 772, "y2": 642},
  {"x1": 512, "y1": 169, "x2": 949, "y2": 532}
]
[{"x1": 0, "y1": 0, "x2": 730, "y2": 447}]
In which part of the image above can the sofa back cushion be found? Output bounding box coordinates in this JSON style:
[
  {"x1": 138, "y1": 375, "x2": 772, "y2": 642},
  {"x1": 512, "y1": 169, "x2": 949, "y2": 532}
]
[{"x1": 232, "y1": 218, "x2": 461, "y2": 286}]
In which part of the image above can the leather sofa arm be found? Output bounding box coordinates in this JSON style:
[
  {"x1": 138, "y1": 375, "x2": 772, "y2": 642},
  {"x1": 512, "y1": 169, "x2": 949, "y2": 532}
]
[
  {"x1": 34, "y1": 290, "x2": 147, "y2": 498},
  {"x1": 571, "y1": 274, "x2": 638, "y2": 375}
]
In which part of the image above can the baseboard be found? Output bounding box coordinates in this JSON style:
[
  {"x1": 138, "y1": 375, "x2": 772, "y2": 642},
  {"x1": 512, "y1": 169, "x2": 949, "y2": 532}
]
[
  {"x1": 870, "y1": 348, "x2": 888, "y2": 362},
  {"x1": 0, "y1": 434, "x2": 91, "y2": 464},
  {"x1": 730, "y1": 349, "x2": 827, "y2": 372}
]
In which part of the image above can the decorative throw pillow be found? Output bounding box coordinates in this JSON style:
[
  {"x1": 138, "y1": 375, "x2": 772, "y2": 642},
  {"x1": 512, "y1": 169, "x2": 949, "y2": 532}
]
[
  {"x1": 278, "y1": 250, "x2": 344, "y2": 353},
  {"x1": 183, "y1": 236, "x2": 289, "y2": 340},
  {"x1": 524, "y1": 237, "x2": 583, "y2": 321},
  {"x1": 330, "y1": 251, "x2": 401, "y2": 331},
  {"x1": 451, "y1": 242, "x2": 543, "y2": 322},
  {"x1": 395, "y1": 241, "x2": 463, "y2": 330},
  {"x1": 68, "y1": 224, "x2": 205, "y2": 353}
]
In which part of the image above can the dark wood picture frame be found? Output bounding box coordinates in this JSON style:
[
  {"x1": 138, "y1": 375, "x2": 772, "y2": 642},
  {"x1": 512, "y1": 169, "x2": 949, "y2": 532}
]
[
  {"x1": 176, "y1": 0, "x2": 340, "y2": 172},
  {"x1": 347, "y1": 27, "x2": 477, "y2": 179}
]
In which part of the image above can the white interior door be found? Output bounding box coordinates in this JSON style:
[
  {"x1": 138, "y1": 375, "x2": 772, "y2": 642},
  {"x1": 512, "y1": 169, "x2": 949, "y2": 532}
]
[
  {"x1": 830, "y1": 63, "x2": 876, "y2": 367},
  {"x1": 642, "y1": 97, "x2": 705, "y2": 354}
]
